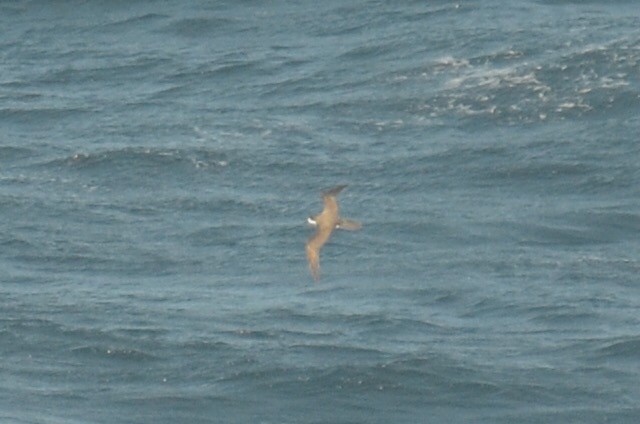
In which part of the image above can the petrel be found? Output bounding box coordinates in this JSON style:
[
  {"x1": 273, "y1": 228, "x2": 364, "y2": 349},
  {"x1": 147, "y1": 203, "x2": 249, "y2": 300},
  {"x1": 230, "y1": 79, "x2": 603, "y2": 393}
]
[{"x1": 305, "y1": 185, "x2": 361, "y2": 281}]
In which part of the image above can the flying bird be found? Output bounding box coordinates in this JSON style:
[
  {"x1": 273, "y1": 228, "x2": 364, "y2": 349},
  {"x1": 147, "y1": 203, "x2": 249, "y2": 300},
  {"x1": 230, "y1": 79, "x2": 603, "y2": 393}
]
[{"x1": 305, "y1": 185, "x2": 361, "y2": 281}]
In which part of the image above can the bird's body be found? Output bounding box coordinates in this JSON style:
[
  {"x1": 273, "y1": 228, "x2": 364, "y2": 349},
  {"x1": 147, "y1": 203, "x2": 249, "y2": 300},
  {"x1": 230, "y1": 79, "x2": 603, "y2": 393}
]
[{"x1": 305, "y1": 185, "x2": 361, "y2": 281}]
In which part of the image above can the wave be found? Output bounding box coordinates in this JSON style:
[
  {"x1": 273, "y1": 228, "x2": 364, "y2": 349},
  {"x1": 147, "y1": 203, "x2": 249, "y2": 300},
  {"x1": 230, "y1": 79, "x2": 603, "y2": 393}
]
[
  {"x1": 49, "y1": 147, "x2": 228, "y2": 174},
  {"x1": 0, "y1": 146, "x2": 35, "y2": 162},
  {"x1": 161, "y1": 17, "x2": 241, "y2": 38},
  {"x1": 70, "y1": 345, "x2": 159, "y2": 362},
  {"x1": 100, "y1": 13, "x2": 169, "y2": 30},
  {"x1": 596, "y1": 337, "x2": 640, "y2": 360}
]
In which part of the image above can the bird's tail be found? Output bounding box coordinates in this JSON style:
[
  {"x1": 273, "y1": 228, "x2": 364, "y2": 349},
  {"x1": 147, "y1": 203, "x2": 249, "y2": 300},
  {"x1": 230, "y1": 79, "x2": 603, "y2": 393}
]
[{"x1": 336, "y1": 218, "x2": 362, "y2": 231}]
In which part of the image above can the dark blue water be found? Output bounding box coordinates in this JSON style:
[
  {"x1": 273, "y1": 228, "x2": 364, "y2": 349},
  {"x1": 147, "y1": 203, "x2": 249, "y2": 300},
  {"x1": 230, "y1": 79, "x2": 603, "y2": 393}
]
[{"x1": 2, "y1": 1, "x2": 640, "y2": 422}]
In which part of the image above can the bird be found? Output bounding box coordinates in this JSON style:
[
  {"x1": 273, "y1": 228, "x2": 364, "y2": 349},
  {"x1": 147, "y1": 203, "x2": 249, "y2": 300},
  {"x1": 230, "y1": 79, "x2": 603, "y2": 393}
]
[{"x1": 305, "y1": 185, "x2": 361, "y2": 281}]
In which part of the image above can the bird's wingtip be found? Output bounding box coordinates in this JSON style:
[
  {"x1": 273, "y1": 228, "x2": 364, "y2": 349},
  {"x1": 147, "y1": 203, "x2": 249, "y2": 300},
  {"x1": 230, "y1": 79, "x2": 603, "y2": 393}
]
[{"x1": 322, "y1": 184, "x2": 348, "y2": 197}]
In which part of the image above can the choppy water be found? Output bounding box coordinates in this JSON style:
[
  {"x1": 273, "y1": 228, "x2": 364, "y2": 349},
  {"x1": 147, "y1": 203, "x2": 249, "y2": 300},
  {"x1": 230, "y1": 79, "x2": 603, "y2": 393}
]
[{"x1": 2, "y1": 1, "x2": 640, "y2": 423}]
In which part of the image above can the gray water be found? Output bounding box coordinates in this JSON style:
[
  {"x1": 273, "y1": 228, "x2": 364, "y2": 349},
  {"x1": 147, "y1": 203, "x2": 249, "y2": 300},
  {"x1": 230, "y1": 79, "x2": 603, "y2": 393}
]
[{"x1": 2, "y1": 1, "x2": 640, "y2": 423}]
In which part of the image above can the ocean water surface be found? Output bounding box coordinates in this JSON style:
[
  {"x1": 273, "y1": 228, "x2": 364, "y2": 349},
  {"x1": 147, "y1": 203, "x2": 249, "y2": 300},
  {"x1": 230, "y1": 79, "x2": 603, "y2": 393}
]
[{"x1": 2, "y1": 0, "x2": 640, "y2": 422}]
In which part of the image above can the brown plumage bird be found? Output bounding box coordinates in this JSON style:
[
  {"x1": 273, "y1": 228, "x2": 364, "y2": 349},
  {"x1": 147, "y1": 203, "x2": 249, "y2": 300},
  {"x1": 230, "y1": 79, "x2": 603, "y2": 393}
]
[{"x1": 305, "y1": 185, "x2": 361, "y2": 281}]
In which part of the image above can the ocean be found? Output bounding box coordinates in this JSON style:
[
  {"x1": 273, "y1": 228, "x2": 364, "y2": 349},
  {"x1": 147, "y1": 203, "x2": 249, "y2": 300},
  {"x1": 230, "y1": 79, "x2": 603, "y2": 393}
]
[{"x1": 1, "y1": 0, "x2": 640, "y2": 422}]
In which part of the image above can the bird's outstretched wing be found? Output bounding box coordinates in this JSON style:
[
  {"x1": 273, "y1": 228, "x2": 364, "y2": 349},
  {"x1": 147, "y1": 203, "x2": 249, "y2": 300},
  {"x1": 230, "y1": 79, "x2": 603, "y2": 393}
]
[
  {"x1": 305, "y1": 241, "x2": 320, "y2": 281},
  {"x1": 305, "y1": 215, "x2": 333, "y2": 282}
]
